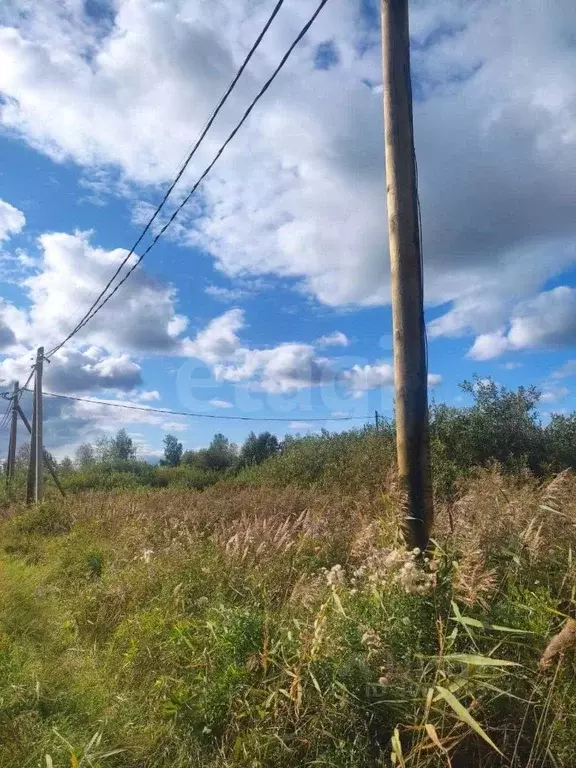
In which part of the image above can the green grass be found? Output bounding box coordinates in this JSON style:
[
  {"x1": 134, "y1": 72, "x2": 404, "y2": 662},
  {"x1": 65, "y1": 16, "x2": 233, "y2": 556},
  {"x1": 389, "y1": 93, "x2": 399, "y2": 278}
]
[{"x1": 0, "y1": 474, "x2": 575, "y2": 767}]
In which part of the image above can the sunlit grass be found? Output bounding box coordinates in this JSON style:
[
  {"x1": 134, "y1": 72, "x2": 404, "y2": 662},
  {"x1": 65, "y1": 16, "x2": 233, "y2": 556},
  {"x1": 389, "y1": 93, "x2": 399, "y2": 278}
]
[{"x1": 0, "y1": 472, "x2": 575, "y2": 767}]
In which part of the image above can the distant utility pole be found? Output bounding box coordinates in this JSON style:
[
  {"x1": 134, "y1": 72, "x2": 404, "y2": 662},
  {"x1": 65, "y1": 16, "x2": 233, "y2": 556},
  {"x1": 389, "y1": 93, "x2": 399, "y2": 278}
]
[
  {"x1": 381, "y1": 0, "x2": 433, "y2": 550},
  {"x1": 5, "y1": 380, "x2": 18, "y2": 487},
  {"x1": 17, "y1": 401, "x2": 65, "y2": 498},
  {"x1": 26, "y1": 347, "x2": 45, "y2": 504}
]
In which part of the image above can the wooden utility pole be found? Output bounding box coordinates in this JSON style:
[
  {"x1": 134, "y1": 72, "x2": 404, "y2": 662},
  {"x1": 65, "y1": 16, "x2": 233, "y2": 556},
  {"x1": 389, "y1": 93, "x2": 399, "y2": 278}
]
[
  {"x1": 381, "y1": 0, "x2": 432, "y2": 550},
  {"x1": 26, "y1": 347, "x2": 45, "y2": 504},
  {"x1": 6, "y1": 381, "x2": 18, "y2": 487},
  {"x1": 17, "y1": 404, "x2": 65, "y2": 498}
]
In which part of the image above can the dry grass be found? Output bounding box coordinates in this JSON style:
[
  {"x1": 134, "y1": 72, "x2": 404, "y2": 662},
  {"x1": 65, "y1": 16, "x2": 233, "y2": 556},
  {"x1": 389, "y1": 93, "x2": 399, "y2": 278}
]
[{"x1": 1, "y1": 470, "x2": 576, "y2": 767}]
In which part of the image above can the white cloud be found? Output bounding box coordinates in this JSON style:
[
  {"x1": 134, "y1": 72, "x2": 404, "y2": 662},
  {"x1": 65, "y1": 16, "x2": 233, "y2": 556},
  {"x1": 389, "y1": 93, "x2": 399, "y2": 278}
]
[
  {"x1": 339, "y1": 363, "x2": 440, "y2": 396},
  {"x1": 316, "y1": 331, "x2": 349, "y2": 348},
  {"x1": 217, "y1": 343, "x2": 334, "y2": 393},
  {"x1": 135, "y1": 390, "x2": 161, "y2": 402},
  {"x1": 209, "y1": 398, "x2": 233, "y2": 408},
  {"x1": 467, "y1": 330, "x2": 510, "y2": 361},
  {"x1": 1, "y1": 0, "x2": 574, "y2": 318},
  {"x1": 540, "y1": 385, "x2": 569, "y2": 404},
  {"x1": 205, "y1": 285, "x2": 251, "y2": 303},
  {"x1": 0, "y1": 215, "x2": 204, "y2": 393},
  {"x1": 552, "y1": 360, "x2": 576, "y2": 380},
  {"x1": 468, "y1": 287, "x2": 576, "y2": 360},
  {"x1": 0, "y1": 222, "x2": 198, "y2": 395},
  {"x1": 342, "y1": 362, "x2": 394, "y2": 394},
  {"x1": 183, "y1": 308, "x2": 244, "y2": 365},
  {"x1": 20, "y1": 230, "x2": 189, "y2": 354},
  {"x1": 11, "y1": 389, "x2": 189, "y2": 459},
  {"x1": 183, "y1": 308, "x2": 333, "y2": 392},
  {"x1": 0, "y1": 300, "x2": 24, "y2": 351},
  {"x1": 0, "y1": 347, "x2": 143, "y2": 393},
  {"x1": 183, "y1": 310, "x2": 403, "y2": 395},
  {"x1": 0, "y1": 199, "x2": 25, "y2": 242}
]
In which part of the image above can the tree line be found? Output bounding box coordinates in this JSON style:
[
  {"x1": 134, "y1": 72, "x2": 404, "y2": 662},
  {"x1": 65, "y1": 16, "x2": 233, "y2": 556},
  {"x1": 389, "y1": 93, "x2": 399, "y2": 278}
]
[
  {"x1": 4, "y1": 377, "x2": 576, "y2": 498},
  {"x1": 69, "y1": 429, "x2": 281, "y2": 473}
]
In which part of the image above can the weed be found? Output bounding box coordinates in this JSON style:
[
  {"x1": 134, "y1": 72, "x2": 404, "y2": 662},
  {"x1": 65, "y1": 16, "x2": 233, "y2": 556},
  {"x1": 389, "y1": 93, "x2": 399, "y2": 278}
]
[{"x1": 0, "y1": 471, "x2": 575, "y2": 766}]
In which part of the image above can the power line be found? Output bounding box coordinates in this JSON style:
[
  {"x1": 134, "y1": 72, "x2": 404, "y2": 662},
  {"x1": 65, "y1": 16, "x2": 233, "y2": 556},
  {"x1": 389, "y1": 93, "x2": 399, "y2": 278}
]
[
  {"x1": 46, "y1": 0, "x2": 330, "y2": 359},
  {"x1": 46, "y1": 0, "x2": 286, "y2": 359},
  {"x1": 0, "y1": 407, "x2": 10, "y2": 431},
  {"x1": 23, "y1": 388, "x2": 369, "y2": 424}
]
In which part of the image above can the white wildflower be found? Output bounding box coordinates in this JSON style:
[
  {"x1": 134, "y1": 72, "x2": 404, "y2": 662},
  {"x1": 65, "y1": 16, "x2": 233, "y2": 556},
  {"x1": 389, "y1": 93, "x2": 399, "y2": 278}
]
[{"x1": 324, "y1": 564, "x2": 345, "y2": 587}]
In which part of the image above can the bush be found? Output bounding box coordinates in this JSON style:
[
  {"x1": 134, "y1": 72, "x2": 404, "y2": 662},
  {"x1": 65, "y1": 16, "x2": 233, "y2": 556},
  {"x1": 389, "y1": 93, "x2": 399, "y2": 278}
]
[
  {"x1": 236, "y1": 425, "x2": 396, "y2": 494},
  {"x1": 155, "y1": 465, "x2": 220, "y2": 491}
]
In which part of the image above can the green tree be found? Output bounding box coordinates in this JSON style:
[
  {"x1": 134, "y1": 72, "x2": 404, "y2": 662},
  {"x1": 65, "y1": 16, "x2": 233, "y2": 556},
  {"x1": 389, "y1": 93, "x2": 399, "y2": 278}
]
[
  {"x1": 110, "y1": 429, "x2": 137, "y2": 461},
  {"x1": 429, "y1": 376, "x2": 545, "y2": 497},
  {"x1": 161, "y1": 434, "x2": 183, "y2": 467},
  {"x1": 239, "y1": 431, "x2": 280, "y2": 467},
  {"x1": 544, "y1": 413, "x2": 576, "y2": 471},
  {"x1": 96, "y1": 429, "x2": 137, "y2": 464},
  {"x1": 201, "y1": 433, "x2": 237, "y2": 472},
  {"x1": 15, "y1": 442, "x2": 29, "y2": 470},
  {"x1": 75, "y1": 442, "x2": 95, "y2": 468},
  {"x1": 59, "y1": 456, "x2": 74, "y2": 475}
]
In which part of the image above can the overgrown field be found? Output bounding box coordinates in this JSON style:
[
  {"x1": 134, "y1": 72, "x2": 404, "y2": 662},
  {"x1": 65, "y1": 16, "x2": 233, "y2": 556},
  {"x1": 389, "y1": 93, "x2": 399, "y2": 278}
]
[{"x1": 1, "y1": 469, "x2": 575, "y2": 767}]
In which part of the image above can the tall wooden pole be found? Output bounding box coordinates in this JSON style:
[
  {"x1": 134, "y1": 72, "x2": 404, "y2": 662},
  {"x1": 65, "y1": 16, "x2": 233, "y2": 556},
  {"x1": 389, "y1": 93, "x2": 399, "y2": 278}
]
[
  {"x1": 34, "y1": 347, "x2": 44, "y2": 503},
  {"x1": 26, "y1": 375, "x2": 37, "y2": 504},
  {"x1": 26, "y1": 348, "x2": 45, "y2": 504},
  {"x1": 6, "y1": 381, "x2": 18, "y2": 486},
  {"x1": 381, "y1": 0, "x2": 432, "y2": 550},
  {"x1": 17, "y1": 405, "x2": 65, "y2": 498}
]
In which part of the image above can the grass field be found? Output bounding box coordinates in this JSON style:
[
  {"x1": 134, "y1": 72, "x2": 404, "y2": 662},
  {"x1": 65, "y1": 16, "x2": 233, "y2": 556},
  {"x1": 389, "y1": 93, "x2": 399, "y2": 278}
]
[{"x1": 1, "y1": 468, "x2": 575, "y2": 767}]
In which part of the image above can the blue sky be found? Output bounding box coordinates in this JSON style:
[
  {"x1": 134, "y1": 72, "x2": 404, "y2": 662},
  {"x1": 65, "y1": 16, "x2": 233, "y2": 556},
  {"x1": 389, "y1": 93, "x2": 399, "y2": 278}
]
[{"x1": 0, "y1": 0, "x2": 575, "y2": 459}]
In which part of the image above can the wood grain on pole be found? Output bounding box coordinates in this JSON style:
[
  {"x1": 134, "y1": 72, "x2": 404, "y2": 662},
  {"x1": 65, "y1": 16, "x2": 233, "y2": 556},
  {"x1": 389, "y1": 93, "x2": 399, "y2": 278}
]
[{"x1": 381, "y1": 0, "x2": 432, "y2": 549}]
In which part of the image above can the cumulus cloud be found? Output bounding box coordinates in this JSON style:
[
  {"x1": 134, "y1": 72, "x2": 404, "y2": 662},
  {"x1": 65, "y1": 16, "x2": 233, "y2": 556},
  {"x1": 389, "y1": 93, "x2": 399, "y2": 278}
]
[
  {"x1": 342, "y1": 362, "x2": 394, "y2": 395},
  {"x1": 183, "y1": 309, "x2": 244, "y2": 365},
  {"x1": 0, "y1": 320, "x2": 16, "y2": 350},
  {"x1": 468, "y1": 287, "x2": 576, "y2": 360},
  {"x1": 182, "y1": 309, "x2": 441, "y2": 395},
  {"x1": 427, "y1": 373, "x2": 442, "y2": 387},
  {"x1": 41, "y1": 393, "x2": 188, "y2": 457},
  {"x1": 220, "y1": 343, "x2": 333, "y2": 393},
  {"x1": 1, "y1": 0, "x2": 574, "y2": 320},
  {"x1": 0, "y1": 199, "x2": 25, "y2": 242},
  {"x1": 316, "y1": 331, "x2": 349, "y2": 348},
  {"x1": 540, "y1": 385, "x2": 569, "y2": 404},
  {"x1": 0, "y1": 301, "x2": 19, "y2": 351},
  {"x1": 183, "y1": 309, "x2": 331, "y2": 392},
  {"x1": 20, "y1": 230, "x2": 188, "y2": 354},
  {"x1": 0, "y1": 347, "x2": 142, "y2": 393},
  {"x1": 0, "y1": 222, "x2": 192, "y2": 393},
  {"x1": 552, "y1": 360, "x2": 576, "y2": 380},
  {"x1": 340, "y1": 364, "x2": 441, "y2": 396}
]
